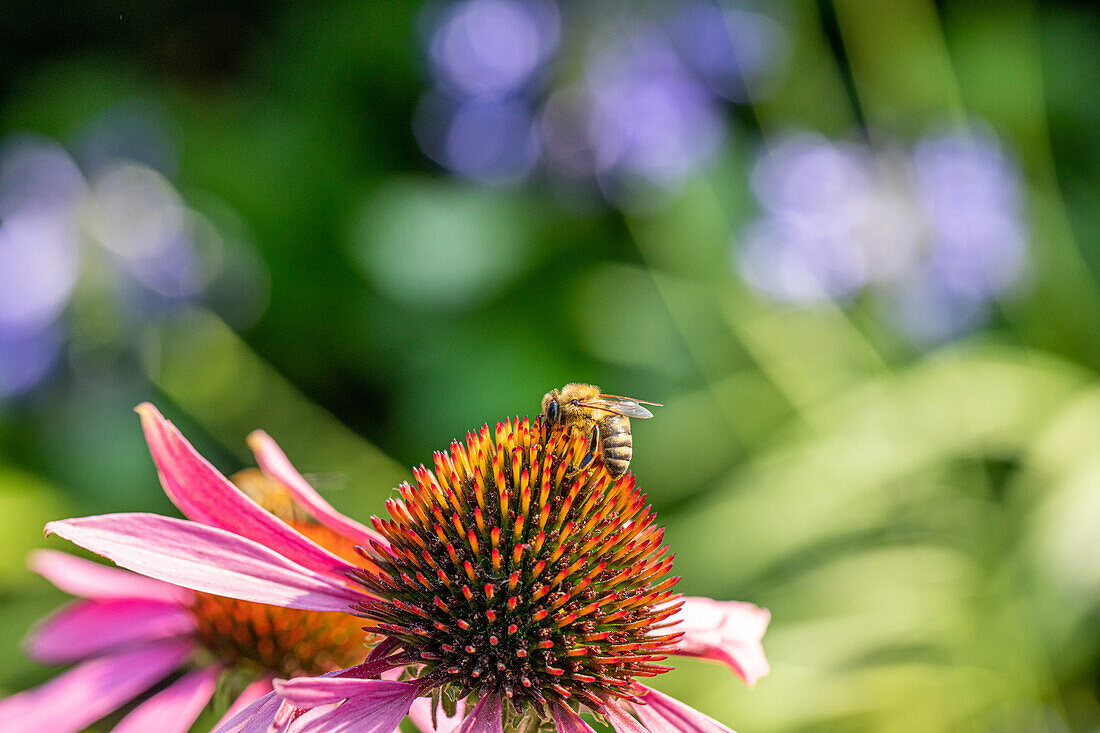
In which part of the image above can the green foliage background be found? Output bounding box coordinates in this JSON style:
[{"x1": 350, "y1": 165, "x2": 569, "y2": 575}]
[{"x1": 2, "y1": 1, "x2": 1100, "y2": 731}]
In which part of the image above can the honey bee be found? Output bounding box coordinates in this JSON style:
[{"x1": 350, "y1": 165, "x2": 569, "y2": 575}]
[{"x1": 540, "y1": 383, "x2": 661, "y2": 478}]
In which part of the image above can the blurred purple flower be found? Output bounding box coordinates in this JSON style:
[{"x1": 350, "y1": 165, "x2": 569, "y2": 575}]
[
  {"x1": 585, "y1": 33, "x2": 725, "y2": 188},
  {"x1": 0, "y1": 211, "x2": 81, "y2": 335},
  {"x1": 736, "y1": 128, "x2": 1027, "y2": 344},
  {"x1": 738, "y1": 134, "x2": 922, "y2": 303},
  {"x1": 666, "y1": 3, "x2": 790, "y2": 102},
  {"x1": 913, "y1": 131, "x2": 1026, "y2": 300},
  {"x1": 738, "y1": 217, "x2": 868, "y2": 303},
  {"x1": 426, "y1": 0, "x2": 560, "y2": 99},
  {"x1": 750, "y1": 135, "x2": 875, "y2": 217},
  {"x1": 0, "y1": 137, "x2": 82, "y2": 398},
  {"x1": 413, "y1": 0, "x2": 799, "y2": 208},
  {"x1": 0, "y1": 135, "x2": 86, "y2": 218},
  {"x1": 414, "y1": 93, "x2": 541, "y2": 183},
  {"x1": 539, "y1": 28, "x2": 726, "y2": 203}
]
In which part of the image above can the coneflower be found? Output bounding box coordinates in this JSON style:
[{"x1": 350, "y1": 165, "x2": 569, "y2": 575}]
[
  {"x1": 40, "y1": 404, "x2": 769, "y2": 732},
  {"x1": 0, "y1": 471, "x2": 372, "y2": 733},
  {"x1": 351, "y1": 417, "x2": 681, "y2": 724}
]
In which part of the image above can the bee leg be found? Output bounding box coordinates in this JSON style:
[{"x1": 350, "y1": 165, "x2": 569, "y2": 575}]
[{"x1": 577, "y1": 425, "x2": 600, "y2": 470}]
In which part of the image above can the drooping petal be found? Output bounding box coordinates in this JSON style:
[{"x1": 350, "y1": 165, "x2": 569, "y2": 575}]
[
  {"x1": 604, "y1": 702, "x2": 648, "y2": 733},
  {"x1": 273, "y1": 676, "x2": 417, "y2": 708},
  {"x1": 672, "y1": 597, "x2": 770, "y2": 688},
  {"x1": 212, "y1": 689, "x2": 282, "y2": 733},
  {"x1": 273, "y1": 677, "x2": 419, "y2": 733},
  {"x1": 553, "y1": 702, "x2": 597, "y2": 733},
  {"x1": 211, "y1": 677, "x2": 274, "y2": 733},
  {"x1": 0, "y1": 638, "x2": 191, "y2": 733},
  {"x1": 407, "y1": 694, "x2": 466, "y2": 732},
  {"x1": 136, "y1": 403, "x2": 356, "y2": 580},
  {"x1": 452, "y1": 692, "x2": 503, "y2": 733},
  {"x1": 28, "y1": 549, "x2": 191, "y2": 604},
  {"x1": 46, "y1": 513, "x2": 364, "y2": 612},
  {"x1": 631, "y1": 686, "x2": 735, "y2": 733},
  {"x1": 25, "y1": 598, "x2": 195, "y2": 664},
  {"x1": 248, "y1": 430, "x2": 385, "y2": 547},
  {"x1": 111, "y1": 665, "x2": 220, "y2": 733},
  {"x1": 266, "y1": 669, "x2": 346, "y2": 732},
  {"x1": 271, "y1": 698, "x2": 307, "y2": 731}
]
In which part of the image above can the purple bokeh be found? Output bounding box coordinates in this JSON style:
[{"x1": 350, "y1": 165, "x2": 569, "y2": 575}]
[
  {"x1": 912, "y1": 132, "x2": 1026, "y2": 300},
  {"x1": 537, "y1": 26, "x2": 728, "y2": 204},
  {"x1": 414, "y1": 0, "x2": 794, "y2": 202},
  {"x1": 738, "y1": 217, "x2": 869, "y2": 303},
  {"x1": 736, "y1": 128, "x2": 1027, "y2": 344},
  {"x1": 0, "y1": 211, "x2": 82, "y2": 334},
  {"x1": 427, "y1": 0, "x2": 560, "y2": 99},
  {"x1": 415, "y1": 93, "x2": 541, "y2": 184},
  {"x1": 0, "y1": 135, "x2": 86, "y2": 219},
  {"x1": 738, "y1": 134, "x2": 923, "y2": 303},
  {"x1": 0, "y1": 113, "x2": 268, "y2": 399},
  {"x1": 583, "y1": 32, "x2": 725, "y2": 189},
  {"x1": 666, "y1": 3, "x2": 790, "y2": 102},
  {"x1": 0, "y1": 137, "x2": 83, "y2": 397}
]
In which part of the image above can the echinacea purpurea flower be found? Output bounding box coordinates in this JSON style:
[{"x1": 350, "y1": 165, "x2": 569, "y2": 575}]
[
  {"x1": 40, "y1": 404, "x2": 769, "y2": 732},
  {"x1": 0, "y1": 468, "x2": 377, "y2": 733}
]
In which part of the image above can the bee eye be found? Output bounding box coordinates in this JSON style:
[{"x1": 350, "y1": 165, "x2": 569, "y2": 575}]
[{"x1": 546, "y1": 401, "x2": 560, "y2": 425}]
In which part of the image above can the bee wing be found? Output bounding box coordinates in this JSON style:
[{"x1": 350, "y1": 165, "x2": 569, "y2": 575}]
[
  {"x1": 599, "y1": 393, "x2": 663, "y2": 407},
  {"x1": 576, "y1": 398, "x2": 655, "y2": 419}
]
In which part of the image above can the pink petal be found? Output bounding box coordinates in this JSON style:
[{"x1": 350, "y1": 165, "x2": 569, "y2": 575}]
[
  {"x1": 25, "y1": 598, "x2": 195, "y2": 664},
  {"x1": 452, "y1": 693, "x2": 503, "y2": 733},
  {"x1": 111, "y1": 665, "x2": 220, "y2": 733},
  {"x1": 29, "y1": 549, "x2": 191, "y2": 604},
  {"x1": 211, "y1": 678, "x2": 274, "y2": 732},
  {"x1": 273, "y1": 677, "x2": 418, "y2": 733},
  {"x1": 0, "y1": 638, "x2": 190, "y2": 733},
  {"x1": 248, "y1": 430, "x2": 385, "y2": 547},
  {"x1": 408, "y1": 695, "x2": 466, "y2": 732},
  {"x1": 632, "y1": 686, "x2": 735, "y2": 733},
  {"x1": 553, "y1": 703, "x2": 596, "y2": 733},
  {"x1": 136, "y1": 403, "x2": 356, "y2": 581},
  {"x1": 604, "y1": 703, "x2": 647, "y2": 733},
  {"x1": 673, "y1": 596, "x2": 771, "y2": 688},
  {"x1": 46, "y1": 513, "x2": 364, "y2": 612},
  {"x1": 212, "y1": 689, "x2": 283, "y2": 733},
  {"x1": 273, "y1": 676, "x2": 417, "y2": 708}
]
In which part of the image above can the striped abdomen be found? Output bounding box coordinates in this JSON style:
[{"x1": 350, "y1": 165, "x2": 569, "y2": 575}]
[{"x1": 600, "y1": 415, "x2": 633, "y2": 478}]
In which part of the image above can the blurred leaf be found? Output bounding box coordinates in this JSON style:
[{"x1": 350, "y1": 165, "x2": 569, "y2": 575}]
[{"x1": 143, "y1": 309, "x2": 410, "y2": 520}]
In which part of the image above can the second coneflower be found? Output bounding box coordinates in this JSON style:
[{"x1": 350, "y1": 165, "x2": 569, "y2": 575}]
[
  {"x1": 0, "y1": 471, "x2": 372, "y2": 733},
  {"x1": 44, "y1": 405, "x2": 769, "y2": 733}
]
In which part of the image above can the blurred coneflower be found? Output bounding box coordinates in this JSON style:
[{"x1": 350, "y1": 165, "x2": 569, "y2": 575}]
[
  {"x1": 0, "y1": 469, "x2": 375, "y2": 733},
  {"x1": 40, "y1": 404, "x2": 769, "y2": 732}
]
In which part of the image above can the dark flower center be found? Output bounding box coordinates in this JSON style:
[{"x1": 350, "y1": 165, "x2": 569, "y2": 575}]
[{"x1": 351, "y1": 418, "x2": 682, "y2": 717}]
